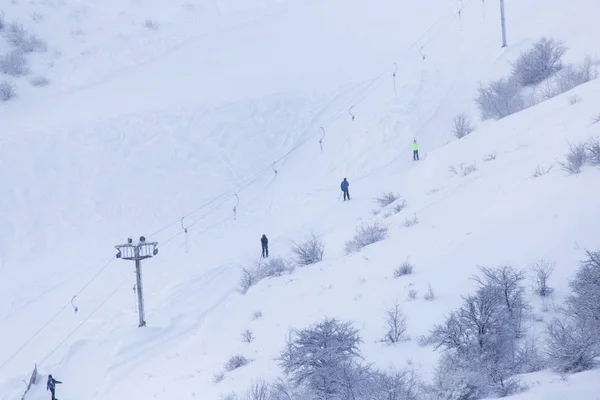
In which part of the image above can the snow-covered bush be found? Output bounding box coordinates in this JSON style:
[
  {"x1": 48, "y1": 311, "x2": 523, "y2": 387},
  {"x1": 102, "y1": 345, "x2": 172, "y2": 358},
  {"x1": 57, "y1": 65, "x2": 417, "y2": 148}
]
[
  {"x1": 559, "y1": 142, "x2": 587, "y2": 174},
  {"x1": 453, "y1": 112, "x2": 474, "y2": 138},
  {"x1": 6, "y1": 23, "x2": 47, "y2": 53},
  {"x1": 476, "y1": 76, "x2": 524, "y2": 120},
  {"x1": 0, "y1": 80, "x2": 15, "y2": 101},
  {"x1": 512, "y1": 37, "x2": 567, "y2": 86},
  {"x1": 252, "y1": 311, "x2": 263, "y2": 320},
  {"x1": 344, "y1": 222, "x2": 389, "y2": 254},
  {"x1": 586, "y1": 137, "x2": 600, "y2": 165},
  {"x1": 28, "y1": 76, "x2": 49, "y2": 87},
  {"x1": 238, "y1": 258, "x2": 293, "y2": 294},
  {"x1": 545, "y1": 317, "x2": 598, "y2": 373},
  {"x1": 384, "y1": 301, "x2": 407, "y2": 343},
  {"x1": 530, "y1": 259, "x2": 554, "y2": 297},
  {"x1": 540, "y1": 57, "x2": 598, "y2": 100},
  {"x1": 213, "y1": 372, "x2": 225, "y2": 383},
  {"x1": 424, "y1": 284, "x2": 435, "y2": 301},
  {"x1": 0, "y1": 49, "x2": 29, "y2": 76},
  {"x1": 394, "y1": 260, "x2": 414, "y2": 277},
  {"x1": 225, "y1": 354, "x2": 250, "y2": 371},
  {"x1": 426, "y1": 266, "x2": 534, "y2": 398},
  {"x1": 279, "y1": 318, "x2": 363, "y2": 398},
  {"x1": 449, "y1": 162, "x2": 477, "y2": 176},
  {"x1": 407, "y1": 289, "x2": 418, "y2": 301},
  {"x1": 291, "y1": 232, "x2": 324, "y2": 266},
  {"x1": 393, "y1": 199, "x2": 407, "y2": 214},
  {"x1": 370, "y1": 369, "x2": 421, "y2": 400},
  {"x1": 374, "y1": 192, "x2": 399, "y2": 208}
]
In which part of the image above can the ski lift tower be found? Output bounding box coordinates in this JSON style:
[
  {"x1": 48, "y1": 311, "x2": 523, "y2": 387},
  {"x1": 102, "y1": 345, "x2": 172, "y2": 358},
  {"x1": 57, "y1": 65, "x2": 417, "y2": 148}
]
[{"x1": 115, "y1": 236, "x2": 158, "y2": 327}]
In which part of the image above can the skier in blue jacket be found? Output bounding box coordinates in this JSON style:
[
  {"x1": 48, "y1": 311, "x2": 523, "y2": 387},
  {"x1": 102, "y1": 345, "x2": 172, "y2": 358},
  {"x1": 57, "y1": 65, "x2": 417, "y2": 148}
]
[{"x1": 340, "y1": 178, "x2": 350, "y2": 201}]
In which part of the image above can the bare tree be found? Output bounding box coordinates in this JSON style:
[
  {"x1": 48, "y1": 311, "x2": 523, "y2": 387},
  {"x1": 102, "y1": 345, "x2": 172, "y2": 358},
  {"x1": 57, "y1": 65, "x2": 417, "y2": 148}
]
[
  {"x1": 530, "y1": 259, "x2": 554, "y2": 296},
  {"x1": 241, "y1": 329, "x2": 254, "y2": 343},
  {"x1": 384, "y1": 301, "x2": 408, "y2": 343},
  {"x1": 453, "y1": 112, "x2": 474, "y2": 138},
  {"x1": 476, "y1": 77, "x2": 524, "y2": 120}
]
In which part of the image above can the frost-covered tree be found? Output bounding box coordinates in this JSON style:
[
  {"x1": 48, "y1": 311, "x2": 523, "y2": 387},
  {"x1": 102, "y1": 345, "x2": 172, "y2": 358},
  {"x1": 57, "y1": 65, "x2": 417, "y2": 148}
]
[
  {"x1": 545, "y1": 250, "x2": 600, "y2": 373},
  {"x1": 278, "y1": 318, "x2": 362, "y2": 399},
  {"x1": 426, "y1": 266, "x2": 534, "y2": 398},
  {"x1": 512, "y1": 37, "x2": 567, "y2": 86},
  {"x1": 475, "y1": 77, "x2": 524, "y2": 120}
]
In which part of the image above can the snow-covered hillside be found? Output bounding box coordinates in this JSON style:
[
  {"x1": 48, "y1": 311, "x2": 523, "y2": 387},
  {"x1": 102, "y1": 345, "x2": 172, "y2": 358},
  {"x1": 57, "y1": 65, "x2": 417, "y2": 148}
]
[{"x1": 1, "y1": 0, "x2": 600, "y2": 399}]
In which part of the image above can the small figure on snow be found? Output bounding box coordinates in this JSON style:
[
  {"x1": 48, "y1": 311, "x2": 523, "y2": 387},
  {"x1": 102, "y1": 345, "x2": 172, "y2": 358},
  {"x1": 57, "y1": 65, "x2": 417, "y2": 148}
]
[
  {"x1": 47, "y1": 374, "x2": 62, "y2": 400},
  {"x1": 412, "y1": 139, "x2": 419, "y2": 161},
  {"x1": 341, "y1": 178, "x2": 350, "y2": 201},
  {"x1": 261, "y1": 234, "x2": 269, "y2": 258}
]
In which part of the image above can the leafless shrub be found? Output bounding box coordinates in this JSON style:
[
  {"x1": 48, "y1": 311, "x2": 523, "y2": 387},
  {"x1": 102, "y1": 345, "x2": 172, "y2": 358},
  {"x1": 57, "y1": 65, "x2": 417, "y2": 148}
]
[
  {"x1": 214, "y1": 372, "x2": 225, "y2": 383},
  {"x1": 530, "y1": 259, "x2": 554, "y2": 297},
  {"x1": 453, "y1": 112, "x2": 474, "y2": 138},
  {"x1": 558, "y1": 142, "x2": 587, "y2": 174},
  {"x1": 393, "y1": 199, "x2": 407, "y2": 213},
  {"x1": 476, "y1": 76, "x2": 525, "y2": 120},
  {"x1": 225, "y1": 355, "x2": 250, "y2": 371},
  {"x1": 0, "y1": 49, "x2": 29, "y2": 76},
  {"x1": 28, "y1": 76, "x2": 49, "y2": 87},
  {"x1": 244, "y1": 380, "x2": 274, "y2": 400},
  {"x1": 384, "y1": 301, "x2": 408, "y2": 343},
  {"x1": 593, "y1": 113, "x2": 600, "y2": 124},
  {"x1": 291, "y1": 232, "x2": 324, "y2": 266},
  {"x1": 144, "y1": 19, "x2": 159, "y2": 29},
  {"x1": 394, "y1": 259, "x2": 414, "y2": 278},
  {"x1": 532, "y1": 164, "x2": 553, "y2": 178},
  {"x1": 241, "y1": 329, "x2": 254, "y2": 343},
  {"x1": 238, "y1": 268, "x2": 256, "y2": 294},
  {"x1": 372, "y1": 208, "x2": 381, "y2": 216},
  {"x1": 221, "y1": 393, "x2": 238, "y2": 400},
  {"x1": 424, "y1": 285, "x2": 435, "y2": 301},
  {"x1": 253, "y1": 311, "x2": 263, "y2": 320},
  {"x1": 586, "y1": 137, "x2": 600, "y2": 165},
  {"x1": 402, "y1": 214, "x2": 419, "y2": 227},
  {"x1": 512, "y1": 37, "x2": 567, "y2": 86},
  {"x1": 375, "y1": 192, "x2": 400, "y2": 208},
  {"x1": 407, "y1": 289, "x2": 418, "y2": 301},
  {"x1": 0, "y1": 11, "x2": 5, "y2": 30},
  {"x1": 344, "y1": 222, "x2": 389, "y2": 254},
  {"x1": 0, "y1": 80, "x2": 16, "y2": 101}
]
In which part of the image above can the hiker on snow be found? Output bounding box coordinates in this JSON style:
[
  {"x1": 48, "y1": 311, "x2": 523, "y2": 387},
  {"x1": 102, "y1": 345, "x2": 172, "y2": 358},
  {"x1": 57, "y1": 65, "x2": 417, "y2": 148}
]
[
  {"x1": 261, "y1": 234, "x2": 269, "y2": 258},
  {"x1": 47, "y1": 375, "x2": 62, "y2": 400},
  {"x1": 341, "y1": 178, "x2": 350, "y2": 201},
  {"x1": 412, "y1": 139, "x2": 419, "y2": 161}
]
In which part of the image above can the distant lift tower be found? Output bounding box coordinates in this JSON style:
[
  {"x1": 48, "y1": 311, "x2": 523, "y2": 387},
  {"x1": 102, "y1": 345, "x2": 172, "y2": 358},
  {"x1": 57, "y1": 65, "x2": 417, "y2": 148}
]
[{"x1": 115, "y1": 236, "x2": 158, "y2": 327}]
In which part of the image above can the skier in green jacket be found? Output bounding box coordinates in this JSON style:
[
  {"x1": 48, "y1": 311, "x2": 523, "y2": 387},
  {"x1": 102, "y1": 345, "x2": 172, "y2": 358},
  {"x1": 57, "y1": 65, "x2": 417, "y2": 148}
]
[{"x1": 412, "y1": 139, "x2": 419, "y2": 161}]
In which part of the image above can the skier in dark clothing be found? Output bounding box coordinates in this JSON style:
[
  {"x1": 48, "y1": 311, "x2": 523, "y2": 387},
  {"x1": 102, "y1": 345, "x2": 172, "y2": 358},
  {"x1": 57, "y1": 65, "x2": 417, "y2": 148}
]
[
  {"x1": 340, "y1": 178, "x2": 350, "y2": 201},
  {"x1": 47, "y1": 375, "x2": 62, "y2": 400},
  {"x1": 261, "y1": 234, "x2": 269, "y2": 258}
]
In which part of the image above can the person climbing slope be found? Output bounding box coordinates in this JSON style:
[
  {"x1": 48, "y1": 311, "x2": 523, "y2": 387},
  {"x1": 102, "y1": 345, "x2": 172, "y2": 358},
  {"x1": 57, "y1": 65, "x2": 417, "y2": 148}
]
[
  {"x1": 340, "y1": 178, "x2": 350, "y2": 201},
  {"x1": 47, "y1": 375, "x2": 62, "y2": 400},
  {"x1": 261, "y1": 234, "x2": 269, "y2": 258},
  {"x1": 412, "y1": 139, "x2": 419, "y2": 161}
]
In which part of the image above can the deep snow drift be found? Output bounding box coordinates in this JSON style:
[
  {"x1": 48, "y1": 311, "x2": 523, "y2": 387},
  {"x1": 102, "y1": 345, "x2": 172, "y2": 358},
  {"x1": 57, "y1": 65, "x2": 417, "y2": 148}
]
[{"x1": 1, "y1": 0, "x2": 600, "y2": 399}]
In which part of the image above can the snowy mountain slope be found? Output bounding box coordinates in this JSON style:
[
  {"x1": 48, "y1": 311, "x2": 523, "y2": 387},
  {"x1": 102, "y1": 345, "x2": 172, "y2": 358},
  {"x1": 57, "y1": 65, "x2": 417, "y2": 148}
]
[{"x1": 1, "y1": 0, "x2": 600, "y2": 399}]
